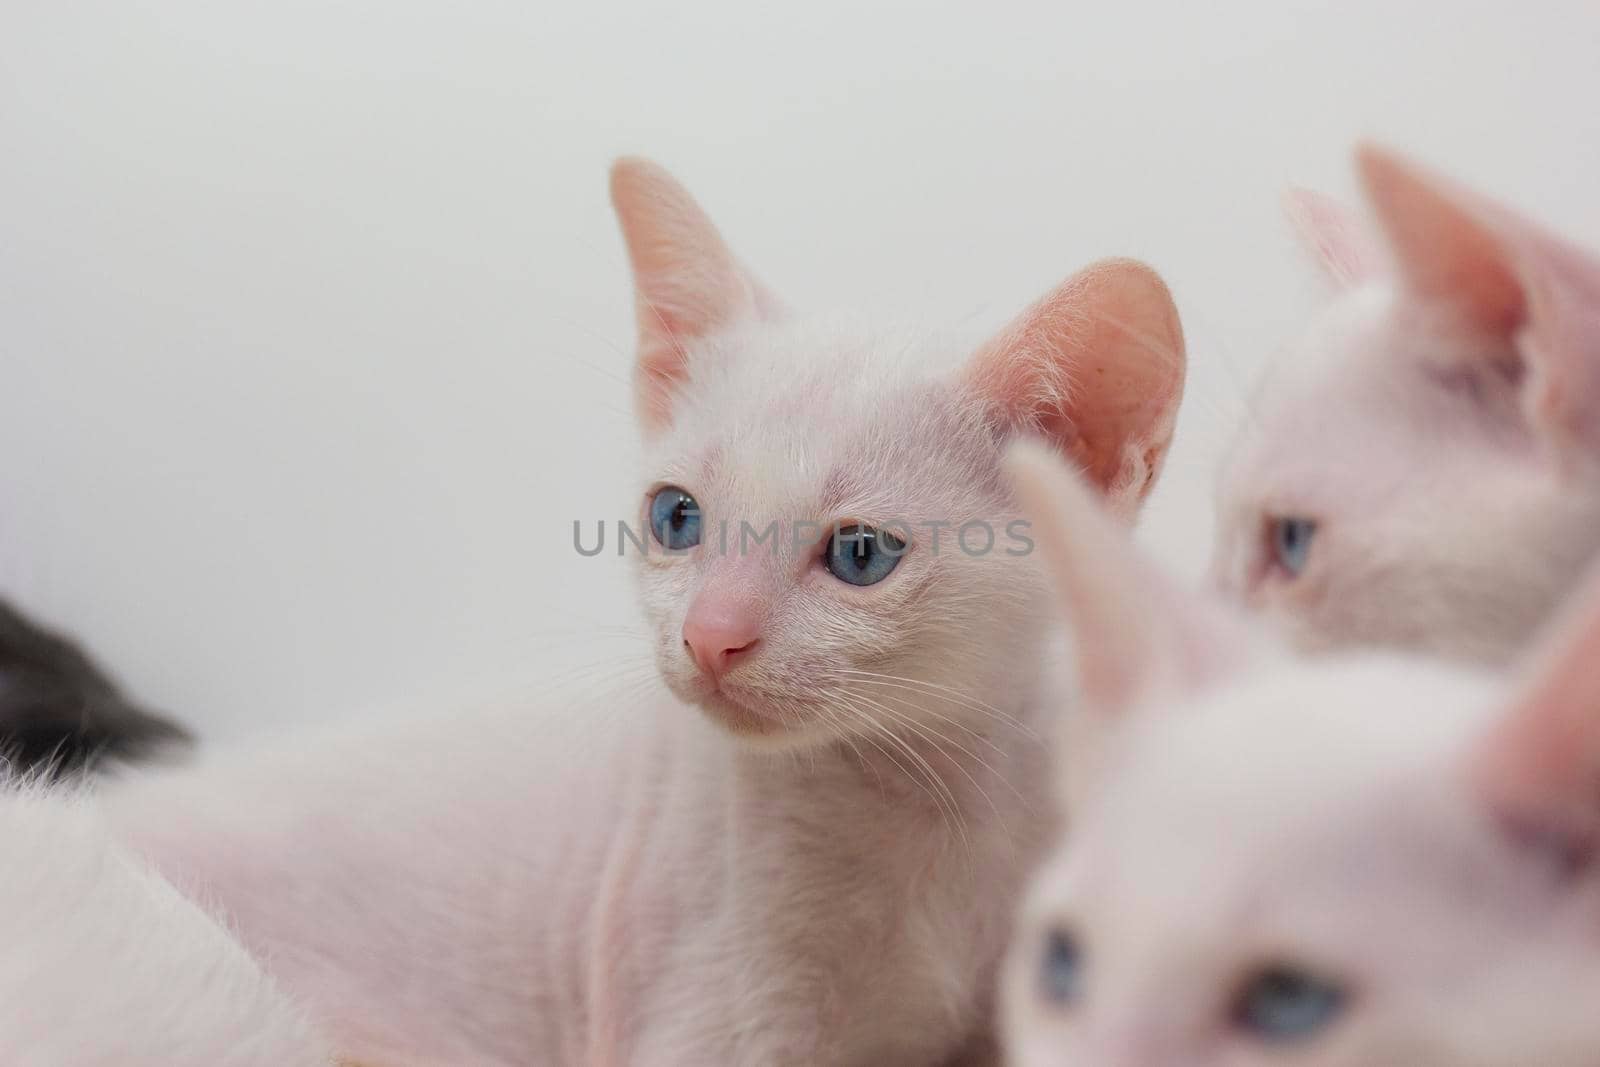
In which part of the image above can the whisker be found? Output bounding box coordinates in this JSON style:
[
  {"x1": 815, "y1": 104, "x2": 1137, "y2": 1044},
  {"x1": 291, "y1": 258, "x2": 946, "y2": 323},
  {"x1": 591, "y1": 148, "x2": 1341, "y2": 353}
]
[
  {"x1": 840, "y1": 688, "x2": 1020, "y2": 836},
  {"x1": 827, "y1": 674, "x2": 1022, "y2": 758},
  {"x1": 830, "y1": 669, "x2": 1040, "y2": 740},
  {"x1": 836, "y1": 694, "x2": 956, "y2": 818},
  {"x1": 841, "y1": 709, "x2": 957, "y2": 841},
  {"x1": 838, "y1": 694, "x2": 972, "y2": 858},
  {"x1": 816, "y1": 706, "x2": 883, "y2": 796}
]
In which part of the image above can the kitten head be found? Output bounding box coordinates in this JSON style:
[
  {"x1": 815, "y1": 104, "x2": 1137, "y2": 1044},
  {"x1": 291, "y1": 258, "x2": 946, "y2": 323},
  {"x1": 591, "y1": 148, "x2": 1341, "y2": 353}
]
[
  {"x1": 609, "y1": 158, "x2": 1186, "y2": 748},
  {"x1": 1005, "y1": 445, "x2": 1600, "y2": 1067},
  {"x1": 1215, "y1": 145, "x2": 1600, "y2": 665}
]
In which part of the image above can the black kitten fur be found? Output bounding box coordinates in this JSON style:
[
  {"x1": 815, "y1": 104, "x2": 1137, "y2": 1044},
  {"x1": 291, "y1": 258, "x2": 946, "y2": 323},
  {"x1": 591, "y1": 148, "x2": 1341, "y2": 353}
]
[{"x1": 0, "y1": 599, "x2": 190, "y2": 778}]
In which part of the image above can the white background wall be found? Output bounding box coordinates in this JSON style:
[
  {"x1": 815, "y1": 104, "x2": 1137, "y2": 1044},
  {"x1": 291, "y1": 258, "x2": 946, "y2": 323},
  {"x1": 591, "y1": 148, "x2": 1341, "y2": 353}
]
[{"x1": 3, "y1": 1, "x2": 1598, "y2": 742}]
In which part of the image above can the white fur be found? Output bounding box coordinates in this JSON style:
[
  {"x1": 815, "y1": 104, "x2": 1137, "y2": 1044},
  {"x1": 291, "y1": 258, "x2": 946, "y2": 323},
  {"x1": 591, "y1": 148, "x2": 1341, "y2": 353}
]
[
  {"x1": 101, "y1": 317, "x2": 1059, "y2": 1065},
  {"x1": 0, "y1": 786, "x2": 330, "y2": 1066},
  {"x1": 1216, "y1": 284, "x2": 1600, "y2": 663},
  {"x1": 94, "y1": 162, "x2": 1185, "y2": 1065},
  {"x1": 1004, "y1": 445, "x2": 1600, "y2": 1067},
  {"x1": 110, "y1": 679, "x2": 1045, "y2": 1065},
  {"x1": 1215, "y1": 148, "x2": 1600, "y2": 665},
  {"x1": 1004, "y1": 653, "x2": 1600, "y2": 1067}
]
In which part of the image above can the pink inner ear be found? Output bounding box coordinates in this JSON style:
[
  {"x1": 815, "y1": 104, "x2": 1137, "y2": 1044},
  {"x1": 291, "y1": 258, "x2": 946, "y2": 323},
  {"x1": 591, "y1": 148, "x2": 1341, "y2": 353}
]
[
  {"x1": 609, "y1": 158, "x2": 768, "y2": 435},
  {"x1": 965, "y1": 259, "x2": 1185, "y2": 510},
  {"x1": 1282, "y1": 186, "x2": 1383, "y2": 287},
  {"x1": 1520, "y1": 245, "x2": 1600, "y2": 440},
  {"x1": 1356, "y1": 144, "x2": 1600, "y2": 443},
  {"x1": 1356, "y1": 144, "x2": 1527, "y2": 335}
]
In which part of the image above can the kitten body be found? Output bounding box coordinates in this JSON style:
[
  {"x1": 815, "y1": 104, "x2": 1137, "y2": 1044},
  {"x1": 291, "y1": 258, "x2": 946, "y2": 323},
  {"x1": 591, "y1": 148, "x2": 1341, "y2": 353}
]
[
  {"x1": 1003, "y1": 445, "x2": 1600, "y2": 1067},
  {"x1": 0, "y1": 786, "x2": 330, "y2": 1066},
  {"x1": 1214, "y1": 146, "x2": 1600, "y2": 664},
  {"x1": 106, "y1": 161, "x2": 1186, "y2": 1065},
  {"x1": 115, "y1": 669, "x2": 1040, "y2": 1065}
]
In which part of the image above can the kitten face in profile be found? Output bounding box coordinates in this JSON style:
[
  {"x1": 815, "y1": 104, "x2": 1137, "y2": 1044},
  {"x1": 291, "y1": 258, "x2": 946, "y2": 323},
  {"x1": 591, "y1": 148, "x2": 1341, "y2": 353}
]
[
  {"x1": 1004, "y1": 445, "x2": 1600, "y2": 1067},
  {"x1": 1214, "y1": 146, "x2": 1600, "y2": 664},
  {"x1": 611, "y1": 159, "x2": 1187, "y2": 748}
]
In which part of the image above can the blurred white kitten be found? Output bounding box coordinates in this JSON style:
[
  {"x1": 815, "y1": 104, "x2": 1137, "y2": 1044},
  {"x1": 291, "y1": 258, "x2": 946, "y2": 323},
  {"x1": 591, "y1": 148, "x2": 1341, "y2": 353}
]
[
  {"x1": 1004, "y1": 443, "x2": 1600, "y2": 1067},
  {"x1": 0, "y1": 787, "x2": 331, "y2": 1067},
  {"x1": 1215, "y1": 145, "x2": 1600, "y2": 664}
]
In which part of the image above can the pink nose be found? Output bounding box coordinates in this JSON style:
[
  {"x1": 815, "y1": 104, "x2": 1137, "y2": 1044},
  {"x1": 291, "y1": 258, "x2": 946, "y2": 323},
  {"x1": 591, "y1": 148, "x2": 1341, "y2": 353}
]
[{"x1": 682, "y1": 603, "x2": 761, "y2": 679}]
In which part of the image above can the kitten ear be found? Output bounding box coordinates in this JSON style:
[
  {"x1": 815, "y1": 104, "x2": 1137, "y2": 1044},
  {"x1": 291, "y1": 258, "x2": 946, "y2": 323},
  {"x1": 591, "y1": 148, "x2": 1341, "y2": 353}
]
[
  {"x1": 610, "y1": 158, "x2": 777, "y2": 435},
  {"x1": 1004, "y1": 441, "x2": 1251, "y2": 728},
  {"x1": 1282, "y1": 186, "x2": 1382, "y2": 287},
  {"x1": 1470, "y1": 562, "x2": 1600, "y2": 851},
  {"x1": 1357, "y1": 145, "x2": 1525, "y2": 334},
  {"x1": 965, "y1": 259, "x2": 1186, "y2": 517},
  {"x1": 1358, "y1": 144, "x2": 1600, "y2": 446}
]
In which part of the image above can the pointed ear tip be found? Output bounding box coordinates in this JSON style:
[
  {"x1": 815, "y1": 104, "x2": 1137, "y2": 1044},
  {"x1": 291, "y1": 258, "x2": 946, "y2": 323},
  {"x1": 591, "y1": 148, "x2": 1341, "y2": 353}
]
[
  {"x1": 1094, "y1": 257, "x2": 1186, "y2": 361},
  {"x1": 1002, "y1": 439, "x2": 1061, "y2": 483},
  {"x1": 1080, "y1": 257, "x2": 1180, "y2": 319},
  {"x1": 1004, "y1": 440, "x2": 1062, "y2": 503},
  {"x1": 610, "y1": 154, "x2": 661, "y2": 177},
  {"x1": 1085, "y1": 256, "x2": 1168, "y2": 290},
  {"x1": 1353, "y1": 139, "x2": 1397, "y2": 170},
  {"x1": 608, "y1": 156, "x2": 674, "y2": 206},
  {"x1": 1354, "y1": 142, "x2": 1426, "y2": 201},
  {"x1": 1281, "y1": 184, "x2": 1335, "y2": 221},
  {"x1": 1003, "y1": 440, "x2": 1099, "y2": 513}
]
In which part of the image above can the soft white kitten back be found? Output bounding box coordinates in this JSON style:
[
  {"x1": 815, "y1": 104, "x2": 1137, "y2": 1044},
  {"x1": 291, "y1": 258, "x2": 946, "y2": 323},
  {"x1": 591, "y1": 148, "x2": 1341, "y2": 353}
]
[
  {"x1": 0, "y1": 787, "x2": 331, "y2": 1067},
  {"x1": 1003, "y1": 445, "x2": 1600, "y2": 1067},
  {"x1": 107, "y1": 160, "x2": 1187, "y2": 1065},
  {"x1": 1215, "y1": 145, "x2": 1600, "y2": 664}
]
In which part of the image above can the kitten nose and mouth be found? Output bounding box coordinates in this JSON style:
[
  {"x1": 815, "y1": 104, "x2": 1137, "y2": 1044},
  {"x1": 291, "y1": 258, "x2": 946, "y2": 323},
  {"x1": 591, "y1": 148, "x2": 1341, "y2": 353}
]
[{"x1": 682, "y1": 599, "x2": 762, "y2": 681}]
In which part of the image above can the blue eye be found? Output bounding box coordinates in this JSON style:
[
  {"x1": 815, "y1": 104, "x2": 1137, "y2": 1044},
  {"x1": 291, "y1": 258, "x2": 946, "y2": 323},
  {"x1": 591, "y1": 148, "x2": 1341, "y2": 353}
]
[
  {"x1": 1269, "y1": 517, "x2": 1317, "y2": 577},
  {"x1": 1233, "y1": 965, "x2": 1346, "y2": 1043},
  {"x1": 649, "y1": 486, "x2": 702, "y2": 550},
  {"x1": 1038, "y1": 928, "x2": 1083, "y2": 1007},
  {"x1": 825, "y1": 524, "x2": 906, "y2": 586}
]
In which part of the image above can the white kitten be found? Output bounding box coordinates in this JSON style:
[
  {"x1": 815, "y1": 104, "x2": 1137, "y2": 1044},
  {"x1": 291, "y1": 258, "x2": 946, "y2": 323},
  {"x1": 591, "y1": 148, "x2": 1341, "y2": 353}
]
[
  {"x1": 1004, "y1": 443, "x2": 1600, "y2": 1067},
  {"x1": 105, "y1": 160, "x2": 1186, "y2": 1065},
  {"x1": 0, "y1": 786, "x2": 331, "y2": 1066},
  {"x1": 1214, "y1": 145, "x2": 1600, "y2": 664}
]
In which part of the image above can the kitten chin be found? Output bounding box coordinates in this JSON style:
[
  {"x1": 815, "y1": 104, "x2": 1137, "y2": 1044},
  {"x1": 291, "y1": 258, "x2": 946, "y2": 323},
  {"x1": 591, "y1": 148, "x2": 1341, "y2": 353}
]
[
  {"x1": 658, "y1": 652, "x2": 834, "y2": 749},
  {"x1": 677, "y1": 679, "x2": 788, "y2": 740}
]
